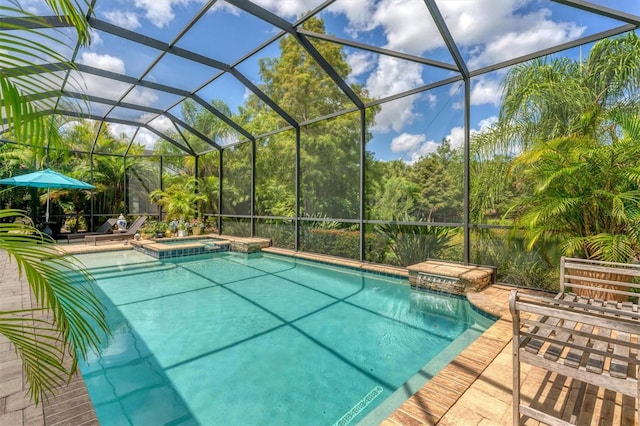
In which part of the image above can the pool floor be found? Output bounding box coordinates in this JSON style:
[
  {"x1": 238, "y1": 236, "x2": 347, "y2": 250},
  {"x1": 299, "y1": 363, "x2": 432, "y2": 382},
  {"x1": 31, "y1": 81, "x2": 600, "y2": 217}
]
[{"x1": 74, "y1": 251, "x2": 494, "y2": 425}]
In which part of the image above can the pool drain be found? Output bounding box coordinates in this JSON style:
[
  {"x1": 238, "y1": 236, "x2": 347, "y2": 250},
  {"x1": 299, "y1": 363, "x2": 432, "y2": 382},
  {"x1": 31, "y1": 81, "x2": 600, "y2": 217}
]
[{"x1": 333, "y1": 386, "x2": 383, "y2": 426}]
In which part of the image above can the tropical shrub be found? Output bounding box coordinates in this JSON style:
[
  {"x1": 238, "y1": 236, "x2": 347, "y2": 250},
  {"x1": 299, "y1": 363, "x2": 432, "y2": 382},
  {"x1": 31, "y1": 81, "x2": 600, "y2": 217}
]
[
  {"x1": 510, "y1": 120, "x2": 640, "y2": 263},
  {"x1": 149, "y1": 179, "x2": 208, "y2": 221},
  {"x1": 375, "y1": 222, "x2": 455, "y2": 266}
]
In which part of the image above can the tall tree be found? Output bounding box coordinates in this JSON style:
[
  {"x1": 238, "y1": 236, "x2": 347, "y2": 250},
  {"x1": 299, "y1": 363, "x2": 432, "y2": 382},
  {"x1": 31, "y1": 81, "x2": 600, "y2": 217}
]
[
  {"x1": 238, "y1": 17, "x2": 376, "y2": 219},
  {"x1": 410, "y1": 140, "x2": 463, "y2": 222}
]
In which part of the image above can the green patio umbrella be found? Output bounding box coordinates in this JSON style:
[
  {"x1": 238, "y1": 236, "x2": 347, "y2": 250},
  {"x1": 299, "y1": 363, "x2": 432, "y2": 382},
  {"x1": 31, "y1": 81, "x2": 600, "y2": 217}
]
[{"x1": 0, "y1": 168, "x2": 94, "y2": 223}]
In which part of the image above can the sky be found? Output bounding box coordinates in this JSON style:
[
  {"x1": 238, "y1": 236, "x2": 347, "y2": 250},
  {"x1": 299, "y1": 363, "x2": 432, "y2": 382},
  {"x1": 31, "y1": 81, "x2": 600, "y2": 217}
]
[{"x1": 20, "y1": 0, "x2": 640, "y2": 162}]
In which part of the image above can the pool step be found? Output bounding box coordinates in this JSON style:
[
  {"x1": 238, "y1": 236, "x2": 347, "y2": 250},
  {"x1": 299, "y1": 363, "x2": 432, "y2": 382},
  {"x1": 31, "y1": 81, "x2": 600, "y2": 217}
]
[{"x1": 85, "y1": 261, "x2": 177, "y2": 280}]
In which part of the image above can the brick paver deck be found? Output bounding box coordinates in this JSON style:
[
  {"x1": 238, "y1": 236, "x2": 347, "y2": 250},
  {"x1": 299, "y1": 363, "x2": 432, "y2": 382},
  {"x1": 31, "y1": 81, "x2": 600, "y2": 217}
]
[
  {"x1": 1, "y1": 243, "x2": 635, "y2": 425},
  {"x1": 0, "y1": 246, "x2": 100, "y2": 426}
]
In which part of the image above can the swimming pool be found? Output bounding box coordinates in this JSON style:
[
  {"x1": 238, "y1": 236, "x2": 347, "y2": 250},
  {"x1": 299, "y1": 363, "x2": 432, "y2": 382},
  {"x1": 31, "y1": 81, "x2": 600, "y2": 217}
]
[{"x1": 72, "y1": 251, "x2": 494, "y2": 425}]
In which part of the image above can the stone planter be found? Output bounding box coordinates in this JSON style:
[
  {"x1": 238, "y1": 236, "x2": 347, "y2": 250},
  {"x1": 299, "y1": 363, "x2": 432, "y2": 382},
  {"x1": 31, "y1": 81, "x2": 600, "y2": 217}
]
[{"x1": 192, "y1": 227, "x2": 203, "y2": 235}]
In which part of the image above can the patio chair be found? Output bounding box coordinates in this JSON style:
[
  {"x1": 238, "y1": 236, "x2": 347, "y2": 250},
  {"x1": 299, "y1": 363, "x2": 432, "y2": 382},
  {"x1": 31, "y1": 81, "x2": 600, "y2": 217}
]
[
  {"x1": 56, "y1": 218, "x2": 117, "y2": 243},
  {"x1": 84, "y1": 216, "x2": 147, "y2": 245}
]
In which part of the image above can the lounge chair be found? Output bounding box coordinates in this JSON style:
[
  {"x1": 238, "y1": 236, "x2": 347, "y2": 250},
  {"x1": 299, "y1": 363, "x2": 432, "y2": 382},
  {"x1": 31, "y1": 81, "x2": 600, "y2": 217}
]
[
  {"x1": 56, "y1": 218, "x2": 117, "y2": 243},
  {"x1": 84, "y1": 216, "x2": 147, "y2": 245}
]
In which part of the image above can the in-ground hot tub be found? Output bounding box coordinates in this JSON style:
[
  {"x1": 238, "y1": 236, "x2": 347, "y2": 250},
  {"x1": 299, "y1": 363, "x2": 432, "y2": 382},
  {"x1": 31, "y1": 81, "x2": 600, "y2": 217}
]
[{"x1": 132, "y1": 236, "x2": 230, "y2": 259}]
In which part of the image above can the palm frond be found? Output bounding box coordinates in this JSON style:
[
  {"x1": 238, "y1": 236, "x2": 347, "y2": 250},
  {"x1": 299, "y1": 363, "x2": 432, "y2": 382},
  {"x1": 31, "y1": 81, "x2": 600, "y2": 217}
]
[
  {"x1": 0, "y1": 311, "x2": 68, "y2": 403},
  {"x1": 585, "y1": 233, "x2": 634, "y2": 262},
  {"x1": 0, "y1": 209, "x2": 109, "y2": 403},
  {"x1": 0, "y1": 1, "x2": 90, "y2": 145}
]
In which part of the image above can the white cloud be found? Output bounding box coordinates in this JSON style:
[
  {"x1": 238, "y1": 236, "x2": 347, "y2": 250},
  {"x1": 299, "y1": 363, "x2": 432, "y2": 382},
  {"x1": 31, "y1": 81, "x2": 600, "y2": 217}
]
[
  {"x1": 451, "y1": 76, "x2": 502, "y2": 109},
  {"x1": 372, "y1": 89, "x2": 435, "y2": 133},
  {"x1": 78, "y1": 52, "x2": 125, "y2": 74},
  {"x1": 76, "y1": 53, "x2": 132, "y2": 100},
  {"x1": 366, "y1": 57, "x2": 423, "y2": 99},
  {"x1": 425, "y1": 92, "x2": 437, "y2": 108},
  {"x1": 132, "y1": 0, "x2": 205, "y2": 28},
  {"x1": 391, "y1": 116, "x2": 499, "y2": 163},
  {"x1": 128, "y1": 87, "x2": 159, "y2": 106},
  {"x1": 88, "y1": 29, "x2": 103, "y2": 46},
  {"x1": 249, "y1": 0, "x2": 313, "y2": 19},
  {"x1": 445, "y1": 115, "x2": 498, "y2": 150},
  {"x1": 109, "y1": 124, "x2": 158, "y2": 148},
  {"x1": 478, "y1": 116, "x2": 498, "y2": 131},
  {"x1": 373, "y1": 96, "x2": 420, "y2": 133},
  {"x1": 134, "y1": 129, "x2": 158, "y2": 148},
  {"x1": 466, "y1": 17, "x2": 584, "y2": 69},
  {"x1": 108, "y1": 123, "x2": 137, "y2": 139},
  {"x1": 104, "y1": 10, "x2": 141, "y2": 30},
  {"x1": 372, "y1": 0, "x2": 443, "y2": 55},
  {"x1": 407, "y1": 141, "x2": 440, "y2": 164},
  {"x1": 209, "y1": 1, "x2": 241, "y2": 15},
  {"x1": 77, "y1": 53, "x2": 159, "y2": 106},
  {"x1": 390, "y1": 132, "x2": 440, "y2": 165},
  {"x1": 327, "y1": 0, "x2": 375, "y2": 31},
  {"x1": 330, "y1": 0, "x2": 441, "y2": 53},
  {"x1": 18, "y1": 0, "x2": 55, "y2": 14},
  {"x1": 391, "y1": 132, "x2": 425, "y2": 152},
  {"x1": 146, "y1": 115, "x2": 174, "y2": 132},
  {"x1": 445, "y1": 126, "x2": 465, "y2": 150},
  {"x1": 367, "y1": 57, "x2": 425, "y2": 131},
  {"x1": 134, "y1": 0, "x2": 174, "y2": 28},
  {"x1": 435, "y1": 1, "x2": 585, "y2": 69},
  {"x1": 331, "y1": 0, "x2": 586, "y2": 128},
  {"x1": 346, "y1": 52, "x2": 375, "y2": 82},
  {"x1": 470, "y1": 77, "x2": 502, "y2": 106}
]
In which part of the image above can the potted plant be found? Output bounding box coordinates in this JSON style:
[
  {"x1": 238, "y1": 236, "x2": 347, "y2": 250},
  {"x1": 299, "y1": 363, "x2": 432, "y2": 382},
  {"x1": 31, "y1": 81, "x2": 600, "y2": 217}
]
[
  {"x1": 139, "y1": 222, "x2": 154, "y2": 240},
  {"x1": 169, "y1": 219, "x2": 189, "y2": 237},
  {"x1": 190, "y1": 218, "x2": 205, "y2": 235},
  {"x1": 152, "y1": 221, "x2": 168, "y2": 239},
  {"x1": 177, "y1": 220, "x2": 189, "y2": 237}
]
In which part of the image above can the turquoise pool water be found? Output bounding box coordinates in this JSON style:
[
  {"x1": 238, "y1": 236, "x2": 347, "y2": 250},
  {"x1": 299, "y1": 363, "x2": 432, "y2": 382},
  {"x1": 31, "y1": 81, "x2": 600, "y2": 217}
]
[{"x1": 72, "y1": 251, "x2": 494, "y2": 425}]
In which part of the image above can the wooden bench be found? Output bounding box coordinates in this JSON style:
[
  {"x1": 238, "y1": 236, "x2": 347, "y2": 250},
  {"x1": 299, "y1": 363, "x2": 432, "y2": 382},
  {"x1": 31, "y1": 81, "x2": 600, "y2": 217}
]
[{"x1": 510, "y1": 256, "x2": 640, "y2": 425}]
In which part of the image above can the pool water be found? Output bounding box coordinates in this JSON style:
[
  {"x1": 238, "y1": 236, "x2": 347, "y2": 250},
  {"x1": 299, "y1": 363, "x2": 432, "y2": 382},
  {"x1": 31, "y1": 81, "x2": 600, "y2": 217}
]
[{"x1": 72, "y1": 251, "x2": 494, "y2": 425}]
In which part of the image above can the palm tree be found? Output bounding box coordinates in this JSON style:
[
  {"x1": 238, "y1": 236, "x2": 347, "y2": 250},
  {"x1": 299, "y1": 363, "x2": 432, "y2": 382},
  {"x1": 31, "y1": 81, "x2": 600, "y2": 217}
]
[
  {"x1": 498, "y1": 33, "x2": 640, "y2": 262},
  {"x1": 510, "y1": 111, "x2": 640, "y2": 262},
  {"x1": 149, "y1": 178, "x2": 208, "y2": 221},
  {"x1": 499, "y1": 32, "x2": 640, "y2": 152},
  {"x1": 1, "y1": 0, "x2": 110, "y2": 404},
  {"x1": 471, "y1": 32, "x2": 640, "y2": 227},
  {"x1": 471, "y1": 33, "x2": 640, "y2": 252}
]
